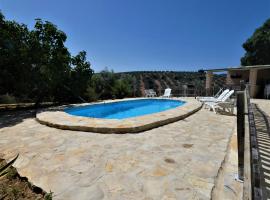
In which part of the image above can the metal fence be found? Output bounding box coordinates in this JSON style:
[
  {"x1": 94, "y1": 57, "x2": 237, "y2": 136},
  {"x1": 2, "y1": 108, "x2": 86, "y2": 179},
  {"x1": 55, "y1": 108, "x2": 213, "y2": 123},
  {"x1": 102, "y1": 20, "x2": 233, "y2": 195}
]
[
  {"x1": 147, "y1": 82, "x2": 245, "y2": 98},
  {"x1": 238, "y1": 85, "x2": 269, "y2": 199},
  {"x1": 246, "y1": 88, "x2": 264, "y2": 199}
]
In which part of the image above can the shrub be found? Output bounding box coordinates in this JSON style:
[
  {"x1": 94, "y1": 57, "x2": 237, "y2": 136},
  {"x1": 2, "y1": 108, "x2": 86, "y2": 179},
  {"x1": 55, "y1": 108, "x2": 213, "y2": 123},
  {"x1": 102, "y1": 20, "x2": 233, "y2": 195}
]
[
  {"x1": 85, "y1": 86, "x2": 98, "y2": 102},
  {"x1": 0, "y1": 94, "x2": 17, "y2": 104}
]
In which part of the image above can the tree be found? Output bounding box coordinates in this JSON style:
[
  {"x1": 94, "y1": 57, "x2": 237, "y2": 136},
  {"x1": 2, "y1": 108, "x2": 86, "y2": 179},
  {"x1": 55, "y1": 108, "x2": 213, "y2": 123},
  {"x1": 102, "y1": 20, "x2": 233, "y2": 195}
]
[
  {"x1": 94, "y1": 68, "x2": 116, "y2": 99},
  {"x1": 0, "y1": 13, "x2": 32, "y2": 101},
  {"x1": 0, "y1": 11, "x2": 134, "y2": 104},
  {"x1": 241, "y1": 18, "x2": 270, "y2": 66},
  {"x1": 0, "y1": 11, "x2": 95, "y2": 104},
  {"x1": 88, "y1": 69, "x2": 133, "y2": 100},
  {"x1": 28, "y1": 19, "x2": 72, "y2": 104},
  {"x1": 112, "y1": 76, "x2": 132, "y2": 99},
  {"x1": 70, "y1": 51, "x2": 93, "y2": 101}
]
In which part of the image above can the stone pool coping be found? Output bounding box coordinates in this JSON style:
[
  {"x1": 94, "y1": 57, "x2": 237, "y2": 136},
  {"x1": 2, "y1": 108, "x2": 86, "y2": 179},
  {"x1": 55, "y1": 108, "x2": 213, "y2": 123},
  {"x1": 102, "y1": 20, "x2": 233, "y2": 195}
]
[{"x1": 36, "y1": 98, "x2": 202, "y2": 133}]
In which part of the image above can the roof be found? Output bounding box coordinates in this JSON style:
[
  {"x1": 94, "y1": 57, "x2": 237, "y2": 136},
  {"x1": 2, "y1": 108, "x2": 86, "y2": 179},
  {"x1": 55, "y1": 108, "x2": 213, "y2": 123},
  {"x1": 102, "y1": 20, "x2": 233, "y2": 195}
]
[{"x1": 205, "y1": 65, "x2": 270, "y2": 72}]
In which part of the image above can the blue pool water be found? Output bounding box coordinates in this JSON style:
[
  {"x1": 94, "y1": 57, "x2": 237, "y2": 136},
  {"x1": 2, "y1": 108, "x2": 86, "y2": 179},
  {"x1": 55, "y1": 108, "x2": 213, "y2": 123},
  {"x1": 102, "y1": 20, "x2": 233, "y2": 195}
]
[{"x1": 65, "y1": 99, "x2": 185, "y2": 119}]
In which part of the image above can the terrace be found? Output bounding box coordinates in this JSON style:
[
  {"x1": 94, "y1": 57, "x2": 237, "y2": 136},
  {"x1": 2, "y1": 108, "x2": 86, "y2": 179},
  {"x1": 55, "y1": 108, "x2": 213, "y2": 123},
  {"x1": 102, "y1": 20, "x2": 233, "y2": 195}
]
[
  {"x1": 0, "y1": 97, "x2": 239, "y2": 200},
  {"x1": 1, "y1": 69, "x2": 270, "y2": 200}
]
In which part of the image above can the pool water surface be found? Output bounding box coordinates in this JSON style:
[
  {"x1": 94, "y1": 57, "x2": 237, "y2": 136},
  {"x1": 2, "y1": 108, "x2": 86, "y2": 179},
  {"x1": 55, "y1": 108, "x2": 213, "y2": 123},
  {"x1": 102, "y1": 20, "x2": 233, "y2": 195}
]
[{"x1": 65, "y1": 99, "x2": 185, "y2": 119}]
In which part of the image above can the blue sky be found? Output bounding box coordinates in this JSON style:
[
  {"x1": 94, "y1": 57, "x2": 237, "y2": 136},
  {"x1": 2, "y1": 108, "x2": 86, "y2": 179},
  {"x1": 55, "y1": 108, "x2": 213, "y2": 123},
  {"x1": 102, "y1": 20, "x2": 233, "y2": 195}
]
[{"x1": 1, "y1": 0, "x2": 269, "y2": 72}]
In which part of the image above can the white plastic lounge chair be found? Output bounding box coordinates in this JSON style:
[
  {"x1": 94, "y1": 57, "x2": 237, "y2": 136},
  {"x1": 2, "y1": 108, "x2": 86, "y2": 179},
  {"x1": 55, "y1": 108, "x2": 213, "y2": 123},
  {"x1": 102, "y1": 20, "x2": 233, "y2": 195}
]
[
  {"x1": 145, "y1": 89, "x2": 156, "y2": 97},
  {"x1": 204, "y1": 90, "x2": 235, "y2": 114},
  {"x1": 144, "y1": 90, "x2": 150, "y2": 97},
  {"x1": 199, "y1": 89, "x2": 229, "y2": 103},
  {"x1": 148, "y1": 89, "x2": 157, "y2": 97},
  {"x1": 162, "y1": 88, "x2": 172, "y2": 98},
  {"x1": 197, "y1": 88, "x2": 223, "y2": 100}
]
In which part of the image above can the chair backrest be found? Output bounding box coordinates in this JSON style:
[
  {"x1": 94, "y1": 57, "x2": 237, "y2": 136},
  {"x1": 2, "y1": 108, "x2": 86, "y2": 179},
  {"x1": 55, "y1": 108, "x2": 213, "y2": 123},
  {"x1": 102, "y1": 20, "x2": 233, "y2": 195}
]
[
  {"x1": 214, "y1": 88, "x2": 223, "y2": 98},
  {"x1": 220, "y1": 90, "x2": 234, "y2": 102},
  {"x1": 163, "y1": 88, "x2": 171, "y2": 97},
  {"x1": 144, "y1": 90, "x2": 150, "y2": 96},
  {"x1": 216, "y1": 89, "x2": 230, "y2": 101},
  {"x1": 149, "y1": 89, "x2": 156, "y2": 95}
]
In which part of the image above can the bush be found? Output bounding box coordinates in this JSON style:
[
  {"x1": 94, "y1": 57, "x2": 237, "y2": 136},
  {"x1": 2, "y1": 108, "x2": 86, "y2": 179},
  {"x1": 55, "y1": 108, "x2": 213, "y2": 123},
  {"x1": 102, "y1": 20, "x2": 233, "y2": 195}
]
[
  {"x1": 112, "y1": 80, "x2": 132, "y2": 99},
  {"x1": 85, "y1": 86, "x2": 98, "y2": 102},
  {"x1": 0, "y1": 94, "x2": 17, "y2": 104}
]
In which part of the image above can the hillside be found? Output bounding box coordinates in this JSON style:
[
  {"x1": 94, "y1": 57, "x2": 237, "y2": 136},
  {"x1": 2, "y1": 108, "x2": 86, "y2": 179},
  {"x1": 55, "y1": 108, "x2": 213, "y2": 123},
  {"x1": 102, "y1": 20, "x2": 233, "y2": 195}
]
[{"x1": 118, "y1": 71, "x2": 226, "y2": 97}]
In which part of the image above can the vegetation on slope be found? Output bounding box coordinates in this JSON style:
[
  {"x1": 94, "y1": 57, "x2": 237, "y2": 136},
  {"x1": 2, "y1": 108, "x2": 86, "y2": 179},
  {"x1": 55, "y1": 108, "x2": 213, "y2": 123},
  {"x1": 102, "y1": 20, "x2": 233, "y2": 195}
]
[{"x1": 119, "y1": 71, "x2": 226, "y2": 96}]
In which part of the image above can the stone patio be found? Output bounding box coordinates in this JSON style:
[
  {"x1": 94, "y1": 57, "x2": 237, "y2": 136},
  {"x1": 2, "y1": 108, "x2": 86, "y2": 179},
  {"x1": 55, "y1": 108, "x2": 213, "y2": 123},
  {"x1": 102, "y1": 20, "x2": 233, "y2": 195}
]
[
  {"x1": 36, "y1": 98, "x2": 201, "y2": 133},
  {"x1": 0, "y1": 99, "x2": 236, "y2": 200}
]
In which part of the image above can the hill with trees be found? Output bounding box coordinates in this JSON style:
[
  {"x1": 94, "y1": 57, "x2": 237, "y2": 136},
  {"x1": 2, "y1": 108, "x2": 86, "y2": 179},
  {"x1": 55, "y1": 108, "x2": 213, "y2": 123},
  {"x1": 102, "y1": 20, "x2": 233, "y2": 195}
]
[{"x1": 118, "y1": 71, "x2": 226, "y2": 97}]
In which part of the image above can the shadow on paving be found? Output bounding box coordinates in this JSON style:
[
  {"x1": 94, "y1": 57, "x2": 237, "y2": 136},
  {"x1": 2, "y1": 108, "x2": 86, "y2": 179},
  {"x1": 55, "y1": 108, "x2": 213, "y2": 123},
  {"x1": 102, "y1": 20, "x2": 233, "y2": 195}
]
[
  {"x1": 252, "y1": 104, "x2": 270, "y2": 198},
  {"x1": 0, "y1": 110, "x2": 36, "y2": 128}
]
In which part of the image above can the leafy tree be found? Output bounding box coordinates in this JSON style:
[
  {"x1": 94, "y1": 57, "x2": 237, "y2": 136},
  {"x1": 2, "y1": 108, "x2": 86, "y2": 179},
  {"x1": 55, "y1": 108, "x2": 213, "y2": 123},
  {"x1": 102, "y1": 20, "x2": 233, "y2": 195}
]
[
  {"x1": 112, "y1": 79, "x2": 132, "y2": 98},
  {"x1": 85, "y1": 86, "x2": 98, "y2": 101},
  {"x1": 0, "y1": 13, "x2": 32, "y2": 101},
  {"x1": 0, "y1": 11, "x2": 95, "y2": 104},
  {"x1": 241, "y1": 18, "x2": 270, "y2": 65},
  {"x1": 89, "y1": 69, "x2": 132, "y2": 100},
  {"x1": 93, "y1": 68, "x2": 116, "y2": 99},
  {"x1": 70, "y1": 51, "x2": 93, "y2": 101},
  {"x1": 28, "y1": 19, "x2": 71, "y2": 104}
]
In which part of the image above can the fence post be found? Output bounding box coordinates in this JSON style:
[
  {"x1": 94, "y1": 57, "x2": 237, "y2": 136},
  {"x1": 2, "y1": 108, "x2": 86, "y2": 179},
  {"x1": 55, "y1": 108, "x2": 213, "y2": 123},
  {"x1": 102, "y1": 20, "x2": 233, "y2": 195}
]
[
  {"x1": 237, "y1": 91, "x2": 245, "y2": 180},
  {"x1": 240, "y1": 80, "x2": 245, "y2": 91}
]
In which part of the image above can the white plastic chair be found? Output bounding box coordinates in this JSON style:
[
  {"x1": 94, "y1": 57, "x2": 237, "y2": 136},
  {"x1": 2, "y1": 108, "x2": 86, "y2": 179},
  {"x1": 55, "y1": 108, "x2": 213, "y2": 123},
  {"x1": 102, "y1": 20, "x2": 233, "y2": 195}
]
[
  {"x1": 162, "y1": 88, "x2": 172, "y2": 98},
  {"x1": 205, "y1": 90, "x2": 235, "y2": 114},
  {"x1": 197, "y1": 88, "x2": 223, "y2": 100},
  {"x1": 148, "y1": 89, "x2": 157, "y2": 97},
  {"x1": 199, "y1": 89, "x2": 229, "y2": 103}
]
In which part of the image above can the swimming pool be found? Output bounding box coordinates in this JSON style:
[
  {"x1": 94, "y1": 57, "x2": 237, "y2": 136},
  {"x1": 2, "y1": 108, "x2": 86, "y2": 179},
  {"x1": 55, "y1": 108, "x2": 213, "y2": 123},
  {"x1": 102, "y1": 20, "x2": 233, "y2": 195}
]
[{"x1": 65, "y1": 99, "x2": 185, "y2": 119}]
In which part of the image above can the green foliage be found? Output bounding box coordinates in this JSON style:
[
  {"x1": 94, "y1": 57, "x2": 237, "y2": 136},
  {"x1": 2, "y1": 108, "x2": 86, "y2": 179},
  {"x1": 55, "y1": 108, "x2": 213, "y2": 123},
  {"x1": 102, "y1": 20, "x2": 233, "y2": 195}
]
[
  {"x1": 241, "y1": 18, "x2": 270, "y2": 65},
  {"x1": 6, "y1": 167, "x2": 17, "y2": 180},
  {"x1": 28, "y1": 19, "x2": 71, "y2": 103},
  {"x1": 44, "y1": 191, "x2": 53, "y2": 200},
  {"x1": 70, "y1": 51, "x2": 93, "y2": 101},
  {"x1": 88, "y1": 68, "x2": 133, "y2": 100},
  {"x1": 0, "y1": 14, "x2": 31, "y2": 99},
  {"x1": 0, "y1": 94, "x2": 16, "y2": 104},
  {"x1": 113, "y1": 79, "x2": 132, "y2": 99},
  {"x1": 85, "y1": 86, "x2": 98, "y2": 101},
  {"x1": 0, "y1": 11, "x2": 94, "y2": 104},
  {"x1": 0, "y1": 154, "x2": 19, "y2": 178}
]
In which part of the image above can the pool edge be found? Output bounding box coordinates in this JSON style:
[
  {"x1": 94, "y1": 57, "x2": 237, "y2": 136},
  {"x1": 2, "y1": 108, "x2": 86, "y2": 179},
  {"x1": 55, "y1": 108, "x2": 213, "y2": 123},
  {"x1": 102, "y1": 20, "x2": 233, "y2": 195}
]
[{"x1": 36, "y1": 98, "x2": 202, "y2": 134}]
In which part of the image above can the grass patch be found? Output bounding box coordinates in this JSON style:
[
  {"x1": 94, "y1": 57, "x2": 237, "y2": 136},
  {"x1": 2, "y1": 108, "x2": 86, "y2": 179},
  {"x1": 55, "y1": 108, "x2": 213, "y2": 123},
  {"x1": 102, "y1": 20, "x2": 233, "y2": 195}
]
[{"x1": 0, "y1": 158, "x2": 52, "y2": 199}]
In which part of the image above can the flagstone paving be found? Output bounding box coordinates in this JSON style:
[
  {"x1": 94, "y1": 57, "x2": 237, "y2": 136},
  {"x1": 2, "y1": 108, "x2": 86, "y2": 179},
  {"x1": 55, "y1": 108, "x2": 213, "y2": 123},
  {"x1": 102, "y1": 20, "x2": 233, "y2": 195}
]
[
  {"x1": 0, "y1": 101, "x2": 236, "y2": 200},
  {"x1": 252, "y1": 99, "x2": 270, "y2": 116}
]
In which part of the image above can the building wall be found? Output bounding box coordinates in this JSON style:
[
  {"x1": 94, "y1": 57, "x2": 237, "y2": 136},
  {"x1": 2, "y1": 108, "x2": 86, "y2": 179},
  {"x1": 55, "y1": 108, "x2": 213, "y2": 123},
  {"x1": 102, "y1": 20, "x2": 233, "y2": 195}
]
[
  {"x1": 210, "y1": 67, "x2": 270, "y2": 98},
  {"x1": 227, "y1": 68, "x2": 270, "y2": 98},
  {"x1": 257, "y1": 69, "x2": 270, "y2": 85},
  {"x1": 255, "y1": 69, "x2": 270, "y2": 98},
  {"x1": 226, "y1": 70, "x2": 250, "y2": 86}
]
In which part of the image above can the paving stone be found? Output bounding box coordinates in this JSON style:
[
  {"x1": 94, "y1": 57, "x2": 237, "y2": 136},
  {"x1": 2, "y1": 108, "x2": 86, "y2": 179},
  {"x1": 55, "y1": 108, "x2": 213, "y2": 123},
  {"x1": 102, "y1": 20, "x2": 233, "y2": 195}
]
[{"x1": 0, "y1": 97, "x2": 236, "y2": 199}]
